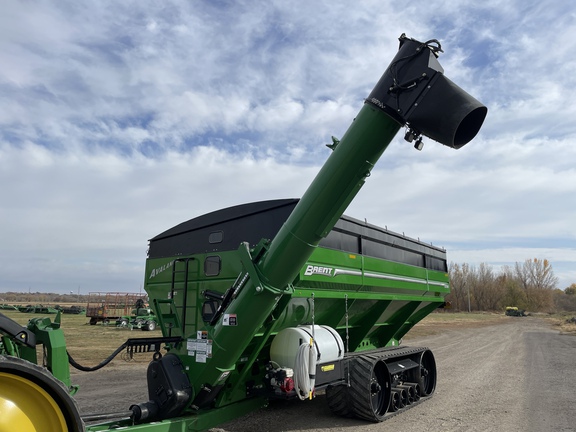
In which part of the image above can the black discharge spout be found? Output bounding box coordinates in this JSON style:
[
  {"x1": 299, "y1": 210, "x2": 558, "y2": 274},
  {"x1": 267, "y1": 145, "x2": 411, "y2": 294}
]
[{"x1": 366, "y1": 33, "x2": 487, "y2": 149}]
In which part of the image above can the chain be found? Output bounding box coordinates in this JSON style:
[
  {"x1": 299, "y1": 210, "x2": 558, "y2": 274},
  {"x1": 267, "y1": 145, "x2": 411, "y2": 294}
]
[
  {"x1": 345, "y1": 294, "x2": 350, "y2": 387},
  {"x1": 311, "y1": 292, "x2": 315, "y2": 340},
  {"x1": 344, "y1": 294, "x2": 349, "y2": 353}
]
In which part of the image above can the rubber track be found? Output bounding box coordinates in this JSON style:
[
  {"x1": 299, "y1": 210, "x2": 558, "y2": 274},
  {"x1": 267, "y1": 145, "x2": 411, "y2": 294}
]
[
  {"x1": 381, "y1": 394, "x2": 431, "y2": 421},
  {"x1": 350, "y1": 355, "x2": 388, "y2": 421},
  {"x1": 326, "y1": 382, "x2": 353, "y2": 417},
  {"x1": 345, "y1": 345, "x2": 431, "y2": 362},
  {"x1": 326, "y1": 346, "x2": 434, "y2": 422},
  {"x1": 327, "y1": 378, "x2": 432, "y2": 422}
]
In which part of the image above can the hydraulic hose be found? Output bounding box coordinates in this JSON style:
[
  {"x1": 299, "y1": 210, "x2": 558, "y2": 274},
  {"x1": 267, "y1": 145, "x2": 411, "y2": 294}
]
[
  {"x1": 293, "y1": 340, "x2": 317, "y2": 400},
  {"x1": 67, "y1": 336, "x2": 180, "y2": 372},
  {"x1": 67, "y1": 343, "x2": 128, "y2": 372}
]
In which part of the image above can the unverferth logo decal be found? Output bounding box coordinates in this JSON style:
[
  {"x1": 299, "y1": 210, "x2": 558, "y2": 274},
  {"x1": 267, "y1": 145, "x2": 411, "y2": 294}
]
[{"x1": 149, "y1": 260, "x2": 175, "y2": 279}]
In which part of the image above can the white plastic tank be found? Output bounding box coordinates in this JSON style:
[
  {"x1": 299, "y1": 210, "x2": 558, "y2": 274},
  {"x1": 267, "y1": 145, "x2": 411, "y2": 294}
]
[{"x1": 270, "y1": 325, "x2": 344, "y2": 369}]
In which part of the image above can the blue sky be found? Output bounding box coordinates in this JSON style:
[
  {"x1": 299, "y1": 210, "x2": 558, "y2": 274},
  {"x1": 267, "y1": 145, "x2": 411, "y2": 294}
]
[{"x1": 1, "y1": 0, "x2": 575, "y2": 294}]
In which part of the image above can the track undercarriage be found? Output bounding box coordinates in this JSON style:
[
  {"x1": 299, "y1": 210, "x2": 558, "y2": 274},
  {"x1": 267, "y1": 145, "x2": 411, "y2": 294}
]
[{"x1": 326, "y1": 347, "x2": 437, "y2": 422}]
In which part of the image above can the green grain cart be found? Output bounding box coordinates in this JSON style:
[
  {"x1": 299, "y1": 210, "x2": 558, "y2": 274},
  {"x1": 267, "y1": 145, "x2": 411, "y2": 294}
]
[{"x1": 0, "y1": 34, "x2": 486, "y2": 431}]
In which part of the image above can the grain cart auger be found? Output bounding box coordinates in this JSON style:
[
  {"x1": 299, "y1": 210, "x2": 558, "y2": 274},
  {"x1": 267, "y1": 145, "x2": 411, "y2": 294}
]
[{"x1": 0, "y1": 34, "x2": 486, "y2": 431}]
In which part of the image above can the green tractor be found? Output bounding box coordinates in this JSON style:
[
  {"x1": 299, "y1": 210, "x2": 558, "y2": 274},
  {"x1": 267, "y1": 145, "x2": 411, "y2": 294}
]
[{"x1": 116, "y1": 299, "x2": 158, "y2": 331}]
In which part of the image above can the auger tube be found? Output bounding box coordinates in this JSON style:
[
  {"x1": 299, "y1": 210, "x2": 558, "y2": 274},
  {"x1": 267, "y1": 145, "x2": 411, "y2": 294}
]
[{"x1": 186, "y1": 105, "x2": 403, "y2": 396}]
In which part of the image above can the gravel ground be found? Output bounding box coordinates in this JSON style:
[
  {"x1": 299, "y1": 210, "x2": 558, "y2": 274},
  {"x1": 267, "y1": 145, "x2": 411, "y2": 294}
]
[{"x1": 72, "y1": 317, "x2": 576, "y2": 431}]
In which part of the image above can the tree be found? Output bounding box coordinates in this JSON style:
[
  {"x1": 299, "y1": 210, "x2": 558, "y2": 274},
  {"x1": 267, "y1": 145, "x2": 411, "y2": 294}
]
[
  {"x1": 470, "y1": 263, "x2": 491, "y2": 311},
  {"x1": 498, "y1": 266, "x2": 528, "y2": 310},
  {"x1": 514, "y1": 258, "x2": 558, "y2": 311},
  {"x1": 517, "y1": 258, "x2": 558, "y2": 290},
  {"x1": 448, "y1": 262, "x2": 472, "y2": 311},
  {"x1": 553, "y1": 288, "x2": 576, "y2": 312},
  {"x1": 565, "y1": 283, "x2": 576, "y2": 295}
]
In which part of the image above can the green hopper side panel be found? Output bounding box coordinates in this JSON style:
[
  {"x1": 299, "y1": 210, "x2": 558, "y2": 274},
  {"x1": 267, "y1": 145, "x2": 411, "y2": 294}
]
[{"x1": 144, "y1": 199, "x2": 449, "y2": 374}]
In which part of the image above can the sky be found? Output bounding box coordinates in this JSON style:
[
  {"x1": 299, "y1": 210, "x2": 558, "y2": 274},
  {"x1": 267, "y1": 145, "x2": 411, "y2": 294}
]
[{"x1": 1, "y1": 0, "x2": 575, "y2": 295}]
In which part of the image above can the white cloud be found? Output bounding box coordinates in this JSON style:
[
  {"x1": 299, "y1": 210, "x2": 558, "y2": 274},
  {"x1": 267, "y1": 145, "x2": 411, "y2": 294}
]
[
  {"x1": 1, "y1": 0, "x2": 575, "y2": 293},
  {"x1": 0, "y1": 142, "x2": 319, "y2": 292}
]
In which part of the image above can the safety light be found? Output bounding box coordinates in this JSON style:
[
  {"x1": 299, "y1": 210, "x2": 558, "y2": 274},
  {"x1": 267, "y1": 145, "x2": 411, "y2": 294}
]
[{"x1": 367, "y1": 34, "x2": 487, "y2": 149}]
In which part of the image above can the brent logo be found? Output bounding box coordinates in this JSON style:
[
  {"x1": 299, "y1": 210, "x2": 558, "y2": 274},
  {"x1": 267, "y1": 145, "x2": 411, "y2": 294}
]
[{"x1": 304, "y1": 265, "x2": 333, "y2": 277}]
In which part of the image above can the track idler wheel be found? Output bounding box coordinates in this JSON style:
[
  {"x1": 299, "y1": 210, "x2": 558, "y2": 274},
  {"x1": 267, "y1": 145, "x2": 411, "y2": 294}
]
[
  {"x1": 347, "y1": 357, "x2": 391, "y2": 422},
  {"x1": 0, "y1": 355, "x2": 84, "y2": 431},
  {"x1": 416, "y1": 349, "x2": 437, "y2": 396}
]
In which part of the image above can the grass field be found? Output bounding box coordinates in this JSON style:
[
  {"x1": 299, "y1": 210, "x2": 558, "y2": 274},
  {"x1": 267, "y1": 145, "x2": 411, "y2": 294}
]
[
  {"x1": 1, "y1": 309, "x2": 159, "y2": 367},
  {"x1": 544, "y1": 312, "x2": 576, "y2": 335}
]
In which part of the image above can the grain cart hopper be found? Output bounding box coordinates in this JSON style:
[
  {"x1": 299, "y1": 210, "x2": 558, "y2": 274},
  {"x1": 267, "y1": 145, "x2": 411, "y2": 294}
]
[{"x1": 0, "y1": 34, "x2": 486, "y2": 431}]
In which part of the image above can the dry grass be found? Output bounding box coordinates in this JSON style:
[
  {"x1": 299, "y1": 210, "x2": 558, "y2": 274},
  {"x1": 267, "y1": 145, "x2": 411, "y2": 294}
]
[
  {"x1": 542, "y1": 313, "x2": 576, "y2": 335},
  {"x1": 404, "y1": 311, "x2": 511, "y2": 339},
  {"x1": 1, "y1": 309, "x2": 157, "y2": 368}
]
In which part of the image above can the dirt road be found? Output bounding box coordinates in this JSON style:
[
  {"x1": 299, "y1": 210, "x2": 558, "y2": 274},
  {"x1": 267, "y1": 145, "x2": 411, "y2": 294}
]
[{"x1": 73, "y1": 317, "x2": 576, "y2": 431}]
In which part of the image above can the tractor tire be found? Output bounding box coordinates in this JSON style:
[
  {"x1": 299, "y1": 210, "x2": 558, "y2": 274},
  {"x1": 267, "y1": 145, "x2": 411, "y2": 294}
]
[
  {"x1": 142, "y1": 320, "x2": 157, "y2": 331},
  {"x1": 0, "y1": 355, "x2": 84, "y2": 431},
  {"x1": 347, "y1": 356, "x2": 391, "y2": 422}
]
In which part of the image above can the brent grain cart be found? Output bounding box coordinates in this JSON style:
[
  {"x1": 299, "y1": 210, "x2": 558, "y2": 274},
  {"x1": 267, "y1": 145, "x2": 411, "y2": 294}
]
[{"x1": 0, "y1": 34, "x2": 486, "y2": 431}]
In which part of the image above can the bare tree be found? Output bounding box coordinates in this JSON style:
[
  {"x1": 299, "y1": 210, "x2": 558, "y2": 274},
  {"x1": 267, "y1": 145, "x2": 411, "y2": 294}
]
[
  {"x1": 446, "y1": 259, "x2": 562, "y2": 313},
  {"x1": 468, "y1": 263, "x2": 501, "y2": 311},
  {"x1": 482, "y1": 264, "x2": 503, "y2": 311},
  {"x1": 514, "y1": 258, "x2": 557, "y2": 311},
  {"x1": 553, "y1": 288, "x2": 576, "y2": 311},
  {"x1": 498, "y1": 265, "x2": 528, "y2": 310},
  {"x1": 565, "y1": 283, "x2": 576, "y2": 296},
  {"x1": 514, "y1": 258, "x2": 557, "y2": 290},
  {"x1": 448, "y1": 262, "x2": 472, "y2": 311}
]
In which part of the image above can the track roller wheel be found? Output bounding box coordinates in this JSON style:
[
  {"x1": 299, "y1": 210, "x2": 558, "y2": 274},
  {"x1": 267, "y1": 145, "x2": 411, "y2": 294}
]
[
  {"x1": 403, "y1": 382, "x2": 421, "y2": 401},
  {"x1": 392, "y1": 387, "x2": 408, "y2": 408},
  {"x1": 0, "y1": 355, "x2": 84, "y2": 432},
  {"x1": 389, "y1": 389, "x2": 400, "y2": 412},
  {"x1": 397, "y1": 384, "x2": 416, "y2": 404},
  {"x1": 348, "y1": 357, "x2": 391, "y2": 422},
  {"x1": 416, "y1": 349, "x2": 437, "y2": 396}
]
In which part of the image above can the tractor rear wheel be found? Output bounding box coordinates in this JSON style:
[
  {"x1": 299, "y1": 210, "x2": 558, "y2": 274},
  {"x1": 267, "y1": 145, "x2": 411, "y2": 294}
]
[{"x1": 0, "y1": 355, "x2": 84, "y2": 431}]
